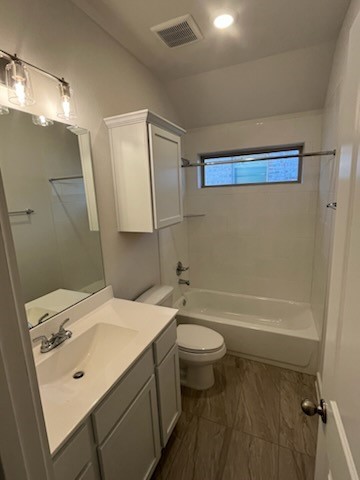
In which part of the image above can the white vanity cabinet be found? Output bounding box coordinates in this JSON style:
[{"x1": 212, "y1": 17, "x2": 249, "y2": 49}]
[
  {"x1": 51, "y1": 320, "x2": 181, "y2": 480},
  {"x1": 104, "y1": 110, "x2": 186, "y2": 233},
  {"x1": 93, "y1": 348, "x2": 161, "y2": 480}
]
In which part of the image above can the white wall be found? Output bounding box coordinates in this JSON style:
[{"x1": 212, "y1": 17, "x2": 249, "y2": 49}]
[
  {"x1": 0, "y1": 0, "x2": 179, "y2": 301},
  {"x1": 313, "y1": 3, "x2": 360, "y2": 478},
  {"x1": 313, "y1": 0, "x2": 360, "y2": 371},
  {"x1": 166, "y1": 43, "x2": 334, "y2": 129},
  {"x1": 310, "y1": 0, "x2": 360, "y2": 365},
  {"x1": 182, "y1": 111, "x2": 322, "y2": 302}
]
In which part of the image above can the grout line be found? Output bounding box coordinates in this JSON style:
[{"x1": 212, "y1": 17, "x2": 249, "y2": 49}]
[
  {"x1": 280, "y1": 444, "x2": 317, "y2": 459},
  {"x1": 215, "y1": 426, "x2": 233, "y2": 480},
  {"x1": 230, "y1": 424, "x2": 280, "y2": 448}
]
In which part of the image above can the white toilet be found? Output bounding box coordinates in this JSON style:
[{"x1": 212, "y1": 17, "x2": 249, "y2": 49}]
[{"x1": 136, "y1": 285, "x2": 226, "y2": 390}]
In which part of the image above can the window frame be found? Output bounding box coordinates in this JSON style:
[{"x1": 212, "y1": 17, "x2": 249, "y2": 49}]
[{"x1": 200, "y1": 143, "x2": 304, "y2": 188}]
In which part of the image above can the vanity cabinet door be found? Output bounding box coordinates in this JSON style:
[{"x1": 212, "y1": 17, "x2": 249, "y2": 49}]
[
  {"x1": 98, "y1": 375, "x2": 161, "y2": 480},
  {"x1": 53, "y1": 421, "x2": 95, "y2": 480},
  {"x1": 156, "y1": 344, "x2": 182, "y2": 447}
]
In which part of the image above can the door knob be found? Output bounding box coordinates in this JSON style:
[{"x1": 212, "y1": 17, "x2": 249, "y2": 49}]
[{"x1": 301, "y1": 398, "x2": 327, "y2": 424}]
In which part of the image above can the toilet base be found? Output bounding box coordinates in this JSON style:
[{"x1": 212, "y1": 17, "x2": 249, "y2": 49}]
[{"x1": 180, "y1": 363, "x2": 215, "y2": 390}]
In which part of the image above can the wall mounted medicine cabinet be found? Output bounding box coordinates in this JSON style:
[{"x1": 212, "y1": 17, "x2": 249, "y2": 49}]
[{"x1": 104, "y1": 110, "x2": 186, "y2": 233}]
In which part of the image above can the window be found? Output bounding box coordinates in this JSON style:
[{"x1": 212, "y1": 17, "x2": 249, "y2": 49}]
[{"x1": 201, "y1": 145, "x2": 303, "y2": 188}]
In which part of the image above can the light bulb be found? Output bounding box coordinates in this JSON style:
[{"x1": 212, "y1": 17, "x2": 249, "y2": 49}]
[
  {"x1": 214, "y1": 14, "x2": 234, "y2": 29},
  {"x1": 57, "y1": 81, "x2": 77, "y2": 120},
  {"x1": 62, "y1": 96, "x2": 71, "y2": 119},
  {"x1": 15, "y1": 80, "x2": 26, "y2": 106},
  {"x1": 5, "y1": 60, "x2": 35, "y2": 106}
]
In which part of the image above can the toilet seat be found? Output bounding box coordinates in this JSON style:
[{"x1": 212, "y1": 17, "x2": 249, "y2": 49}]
[{"x1": 177, "y1": 324, "x2": 224, "y2": 354}]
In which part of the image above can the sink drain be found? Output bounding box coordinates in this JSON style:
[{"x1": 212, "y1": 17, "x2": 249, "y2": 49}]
[{"x1": 73, "y1": 371, "x2": 85, "y2": 379}]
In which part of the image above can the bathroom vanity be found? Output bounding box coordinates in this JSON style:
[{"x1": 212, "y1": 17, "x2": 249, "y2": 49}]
[{"x1": 31, "y1": 288, "x2": 181, "y2": 480}]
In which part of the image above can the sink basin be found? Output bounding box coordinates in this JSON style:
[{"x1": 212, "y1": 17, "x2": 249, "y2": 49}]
[{"x1": 36, "y1": 323, "x2": 138, "y2": 387}]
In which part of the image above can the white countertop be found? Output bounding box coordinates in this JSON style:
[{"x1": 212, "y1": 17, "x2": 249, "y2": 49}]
[{"x1": 32, "y1": 297, "x2": 177, "y2": 455}]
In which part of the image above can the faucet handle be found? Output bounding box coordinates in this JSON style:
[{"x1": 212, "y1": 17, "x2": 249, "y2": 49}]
[
  {"x1": 59, "y1": 318, "x2": 70, "y2": 332},
  {"x1": 176, "y1": 261, "x2": 190, "y2": 276},
  {"x1": 32, "y1": 335, "x2": 50, "y2": 347}
]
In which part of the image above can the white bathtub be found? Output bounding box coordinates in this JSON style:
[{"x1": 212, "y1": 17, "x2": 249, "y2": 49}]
[{"x1": 174, "y1": 288, "x2": 319, "y2": 374}]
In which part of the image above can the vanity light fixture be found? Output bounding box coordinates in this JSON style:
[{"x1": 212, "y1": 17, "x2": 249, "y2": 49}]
[
  {"x1": 32, "y1": 114, "x2": 54, "y2": 127},
  {"x1": 213, "y1": 13, "x2": 234, "y2": 29},
  {"x1": 5, "y1": 57, "x2": 34, "y2": 106},
  {"x1": 57, "y1": 80, "x2": 77, "y2": 120},
  {"x1": 0, "y1": 49, "x2": 77, "y2": 120}
]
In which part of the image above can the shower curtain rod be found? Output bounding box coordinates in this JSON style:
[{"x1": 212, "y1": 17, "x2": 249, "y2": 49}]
[{"x1": 181, "y1": 149, "x2": 336, "y2": 168}]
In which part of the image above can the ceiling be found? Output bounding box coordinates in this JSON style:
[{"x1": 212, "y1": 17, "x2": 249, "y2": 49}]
[{"x1": 71, "y1": 0, "x2": 349, "y2": 81}]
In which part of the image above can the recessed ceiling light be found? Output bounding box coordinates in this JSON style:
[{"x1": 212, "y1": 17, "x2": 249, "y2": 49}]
[{"x1": 214, "y1": 14, "x2": 234, "y2": 29}]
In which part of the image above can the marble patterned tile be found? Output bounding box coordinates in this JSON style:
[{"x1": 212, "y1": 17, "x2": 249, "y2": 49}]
[
  {"x1": 279, "y1": 379, "x2": 318, "y2": 456},
  {"x1": 181, "y1": 358, "x2": 242, "y2": 426},
  {"x1": 278, "y1": 447, "x2": 315, "y2": 480},
  {"x1": 220, "y1": 428, "x2": 278, "y2": 480},
  {"x1": 152, "y1": 412, "x2": 193, "y2": 479},
  {"x1": 234, "y1": 359, "x2": 281, "y2": 443},
  {"x1": 280, "y1": 369, "x2": 316, "y2": 389},
  {"x1": 156, "y1": 357, "x2": 318, "y2": 480},
  {"x1": 161, "y1": 416, "x2": 227, "y2": 480}
]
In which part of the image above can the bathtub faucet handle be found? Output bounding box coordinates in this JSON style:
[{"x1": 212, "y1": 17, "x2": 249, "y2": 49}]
[{"x1": 176, "y1": 261, "x2": 189, "y2": 276}]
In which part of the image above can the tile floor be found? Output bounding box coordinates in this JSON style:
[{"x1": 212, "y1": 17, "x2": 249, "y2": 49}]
[{"x1": 152, "y1": 354, "x2": 318, "y2": 480}]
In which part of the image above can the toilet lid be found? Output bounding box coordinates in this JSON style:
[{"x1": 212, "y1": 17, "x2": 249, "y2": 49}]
[{"x1": 177, "y1": 324, "x2": 224, "y2": 353}]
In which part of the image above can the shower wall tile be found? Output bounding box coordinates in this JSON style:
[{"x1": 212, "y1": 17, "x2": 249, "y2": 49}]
[{"x1": 181, "y1": 111, "x2": 322, "y2": 303}]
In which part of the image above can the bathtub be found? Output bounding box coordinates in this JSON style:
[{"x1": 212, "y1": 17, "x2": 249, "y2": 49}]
[{"x1": 174, "y1": 288, "x2": 319, "y2": 374}]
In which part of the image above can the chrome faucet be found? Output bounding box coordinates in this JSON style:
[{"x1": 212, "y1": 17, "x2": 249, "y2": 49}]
[
  {"x1": 32, "y1": 319, "x2": 72, "y2": 354},
  {"x1": 178, "y1": 279, "x2": 190, "y2": 286}
]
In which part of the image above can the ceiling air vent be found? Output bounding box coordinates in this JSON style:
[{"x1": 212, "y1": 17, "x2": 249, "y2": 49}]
[{"x1": 151, "y1": 14, "x2": 203, "y2": 48}]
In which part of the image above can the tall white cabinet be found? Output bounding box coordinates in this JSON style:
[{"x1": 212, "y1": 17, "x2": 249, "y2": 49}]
[{"x1": 104, "y1": 110, "x2": 186, "y2": 233}]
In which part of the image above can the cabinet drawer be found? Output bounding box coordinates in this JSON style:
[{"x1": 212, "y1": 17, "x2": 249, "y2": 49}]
[
  {"x1": 93, "y1": 348, "x2": 154, "y2": 443},
  {"x1": 53, "y1": 421, "x2": 93, "y2": 480},
  {"x1": 153, "y1": 320, "x2": 177, "y2": 365}
]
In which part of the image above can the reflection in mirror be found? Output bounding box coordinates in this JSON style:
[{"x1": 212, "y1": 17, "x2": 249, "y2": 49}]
[{"x1": 0, "y1": 108, "x2": 105, "y2": 329}]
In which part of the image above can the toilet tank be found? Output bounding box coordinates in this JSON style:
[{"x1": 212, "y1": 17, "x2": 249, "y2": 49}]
[{"x1": 135, "y1": 285, "x2": 174, "y2": 307}]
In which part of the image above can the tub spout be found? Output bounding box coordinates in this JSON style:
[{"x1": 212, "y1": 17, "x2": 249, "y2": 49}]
[{"x1": 178, "y1": 279, "x2": 190, "y2": 286}]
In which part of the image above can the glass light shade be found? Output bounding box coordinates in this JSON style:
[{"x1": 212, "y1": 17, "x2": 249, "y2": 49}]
[
  {"x1": 5, "y1": 60, "x2": 35, "y2": 106},
  {"x1": 0, "y1": 105, "x2": 9, "y2": 115},
  {"x1": 32, "y1": 115, "x2": 54, "y2": 127},
  {"x1": 213, "y1": 14, "x2": 234, "y2": 29},
  {"x1": 57, "y1": 82, "x2": 77, "y2": 120}
]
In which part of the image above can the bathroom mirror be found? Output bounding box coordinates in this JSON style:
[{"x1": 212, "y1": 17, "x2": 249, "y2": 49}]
[{"x1": 0, "y1": 108, "x2": 105, "y2": 329}]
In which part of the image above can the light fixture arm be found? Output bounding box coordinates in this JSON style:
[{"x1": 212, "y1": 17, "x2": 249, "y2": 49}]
[{"x1": 0, "y1": 49, "x2": 69, "y2": 87}]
